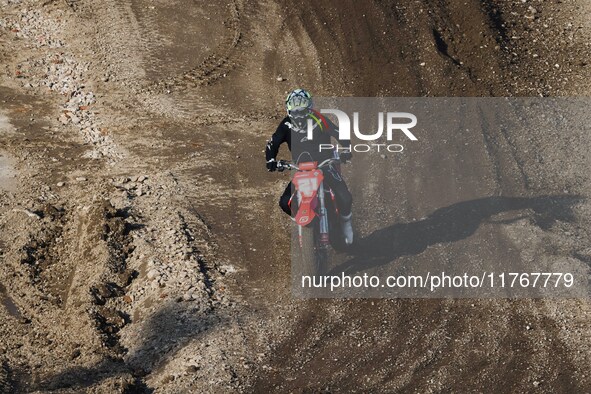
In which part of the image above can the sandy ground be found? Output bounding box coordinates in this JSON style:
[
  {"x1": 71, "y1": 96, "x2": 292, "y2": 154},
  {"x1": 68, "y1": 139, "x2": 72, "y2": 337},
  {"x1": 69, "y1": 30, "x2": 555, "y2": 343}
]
[{"x1": 0, "y1": 0, "x2": 590, "y2": 392}]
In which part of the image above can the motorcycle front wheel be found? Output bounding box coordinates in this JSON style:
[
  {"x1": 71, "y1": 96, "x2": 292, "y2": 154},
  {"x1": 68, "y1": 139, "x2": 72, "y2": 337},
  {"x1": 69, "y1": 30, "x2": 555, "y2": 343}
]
[{"x1": 299, "y1": 224, "x2": 319, "y2": 278}]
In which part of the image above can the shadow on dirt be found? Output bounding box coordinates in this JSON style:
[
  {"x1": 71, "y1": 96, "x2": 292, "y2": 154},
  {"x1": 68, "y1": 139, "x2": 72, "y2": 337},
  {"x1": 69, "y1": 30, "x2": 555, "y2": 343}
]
[
  {"x1": 38, "y1": 304, "x2": 227, "y2": 392},
  {"x1": 334, "y1": 195, "x2": 582, "y2": 275}
]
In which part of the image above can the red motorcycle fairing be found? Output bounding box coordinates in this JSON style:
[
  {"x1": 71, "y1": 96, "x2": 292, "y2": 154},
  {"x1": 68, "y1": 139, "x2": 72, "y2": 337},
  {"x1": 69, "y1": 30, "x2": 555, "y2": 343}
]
[{"x1": 292, "y1": 162, "x2": 324, "y2": 227}]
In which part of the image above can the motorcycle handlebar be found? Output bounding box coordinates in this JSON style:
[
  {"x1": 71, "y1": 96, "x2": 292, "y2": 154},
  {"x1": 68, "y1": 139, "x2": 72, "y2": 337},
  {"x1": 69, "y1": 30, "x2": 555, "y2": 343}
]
[{"x1": 277, "y1": 158, "x2": 340, "y2": 171}]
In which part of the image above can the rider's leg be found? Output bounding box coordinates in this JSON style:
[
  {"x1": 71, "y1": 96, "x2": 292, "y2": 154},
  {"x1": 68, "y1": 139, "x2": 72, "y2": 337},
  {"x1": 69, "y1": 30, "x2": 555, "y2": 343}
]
[
  {"x1": 279, "y1": 182, "x2": 294, "y2": 216},
  {"x1": 324, "y1": 166, "x2": 352, "y2": 216},
  {"x1": 324, "y1": 167, "x2": 353, "y2": 244}
]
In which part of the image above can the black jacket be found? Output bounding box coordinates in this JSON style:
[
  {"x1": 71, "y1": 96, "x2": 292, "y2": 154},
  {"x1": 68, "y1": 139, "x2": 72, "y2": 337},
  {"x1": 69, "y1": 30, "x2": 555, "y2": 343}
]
[{"x1": 265, "y1": 111, "x2": 351, "y2": 164}]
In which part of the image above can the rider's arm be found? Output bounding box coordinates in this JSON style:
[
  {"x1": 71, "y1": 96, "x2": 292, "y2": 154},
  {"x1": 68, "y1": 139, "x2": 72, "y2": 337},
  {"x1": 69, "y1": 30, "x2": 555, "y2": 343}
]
[
  {"x1": 265, "y1": 121, "x2": 289, "y2": 161},
  {"x1": 326, "y1": 117, "x2": 351, "y2": 150}
]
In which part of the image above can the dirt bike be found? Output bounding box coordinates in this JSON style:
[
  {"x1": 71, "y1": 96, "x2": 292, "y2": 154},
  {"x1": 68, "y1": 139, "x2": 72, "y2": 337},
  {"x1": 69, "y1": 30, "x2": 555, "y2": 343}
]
[{"x1": 277, "y1": 157, "x2": 347, "y2": 276}]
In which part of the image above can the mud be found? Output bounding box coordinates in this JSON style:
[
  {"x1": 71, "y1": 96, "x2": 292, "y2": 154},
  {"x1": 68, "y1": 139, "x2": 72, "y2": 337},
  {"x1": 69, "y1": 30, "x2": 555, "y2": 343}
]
[{"x1": 0, "y1": 0, "x2": 590, "y2": 392}]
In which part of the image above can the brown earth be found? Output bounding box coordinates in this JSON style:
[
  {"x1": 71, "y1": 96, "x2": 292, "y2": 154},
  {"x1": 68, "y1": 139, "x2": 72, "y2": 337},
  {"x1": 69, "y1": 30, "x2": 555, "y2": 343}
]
[{"x1": 0, "y1": 0, "x2": 590, "y2": 392}]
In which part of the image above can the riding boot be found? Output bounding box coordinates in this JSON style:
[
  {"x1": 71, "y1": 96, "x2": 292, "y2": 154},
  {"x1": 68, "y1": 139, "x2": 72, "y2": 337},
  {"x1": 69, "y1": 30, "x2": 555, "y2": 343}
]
[{"x1": 340, "y1": 213, "x2": 353, "y2": 245}]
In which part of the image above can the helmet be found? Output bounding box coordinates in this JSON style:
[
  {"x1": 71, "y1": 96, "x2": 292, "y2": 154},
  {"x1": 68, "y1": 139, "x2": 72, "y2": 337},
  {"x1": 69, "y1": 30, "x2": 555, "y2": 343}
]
[{"x1": 285, "y1": 88, "x2": 313, "y2": 130}]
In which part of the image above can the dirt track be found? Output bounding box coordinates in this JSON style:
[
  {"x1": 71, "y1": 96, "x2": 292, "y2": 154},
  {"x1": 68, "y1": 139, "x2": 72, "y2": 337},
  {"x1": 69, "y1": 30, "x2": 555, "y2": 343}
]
[{"x1": 1, "y1": 0, "x2": 590, "y2": 392}]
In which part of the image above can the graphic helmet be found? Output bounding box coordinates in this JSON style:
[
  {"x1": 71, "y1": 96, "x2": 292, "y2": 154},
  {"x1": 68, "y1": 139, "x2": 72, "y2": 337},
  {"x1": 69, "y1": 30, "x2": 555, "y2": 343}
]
[{"x1": 285, "y1": 88, "x2": 313, "y2": 130}]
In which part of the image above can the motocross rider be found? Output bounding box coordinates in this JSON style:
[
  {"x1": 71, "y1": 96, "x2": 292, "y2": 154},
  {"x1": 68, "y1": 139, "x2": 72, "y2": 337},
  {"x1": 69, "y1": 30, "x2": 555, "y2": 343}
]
[{"x1": 265, "y1": 88, "x2": 354, "y2": 244}]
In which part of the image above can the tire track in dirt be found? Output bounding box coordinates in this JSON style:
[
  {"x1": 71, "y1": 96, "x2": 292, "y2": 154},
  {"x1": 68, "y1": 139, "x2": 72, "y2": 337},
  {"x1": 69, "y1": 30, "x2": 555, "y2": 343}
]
[
  {"x1": 153, "y1": 0, "x2": 243, "y2": 90},
  {"x1": 85, "y1": 0, "x2": 147, "y2": 83},
  {"x1": 87, "y1": 0, "x2": 245, "y2": 120}
]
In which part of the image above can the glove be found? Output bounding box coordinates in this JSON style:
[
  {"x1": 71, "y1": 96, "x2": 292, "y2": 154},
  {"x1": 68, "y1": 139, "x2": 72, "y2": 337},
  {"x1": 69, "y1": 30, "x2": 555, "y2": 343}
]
[
  {"x1": 340, "y1": 151, "x2": 352, "y2": 163},
  {"x1": 266, "y1": 159, "x2": 278, "y2": 172}
]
